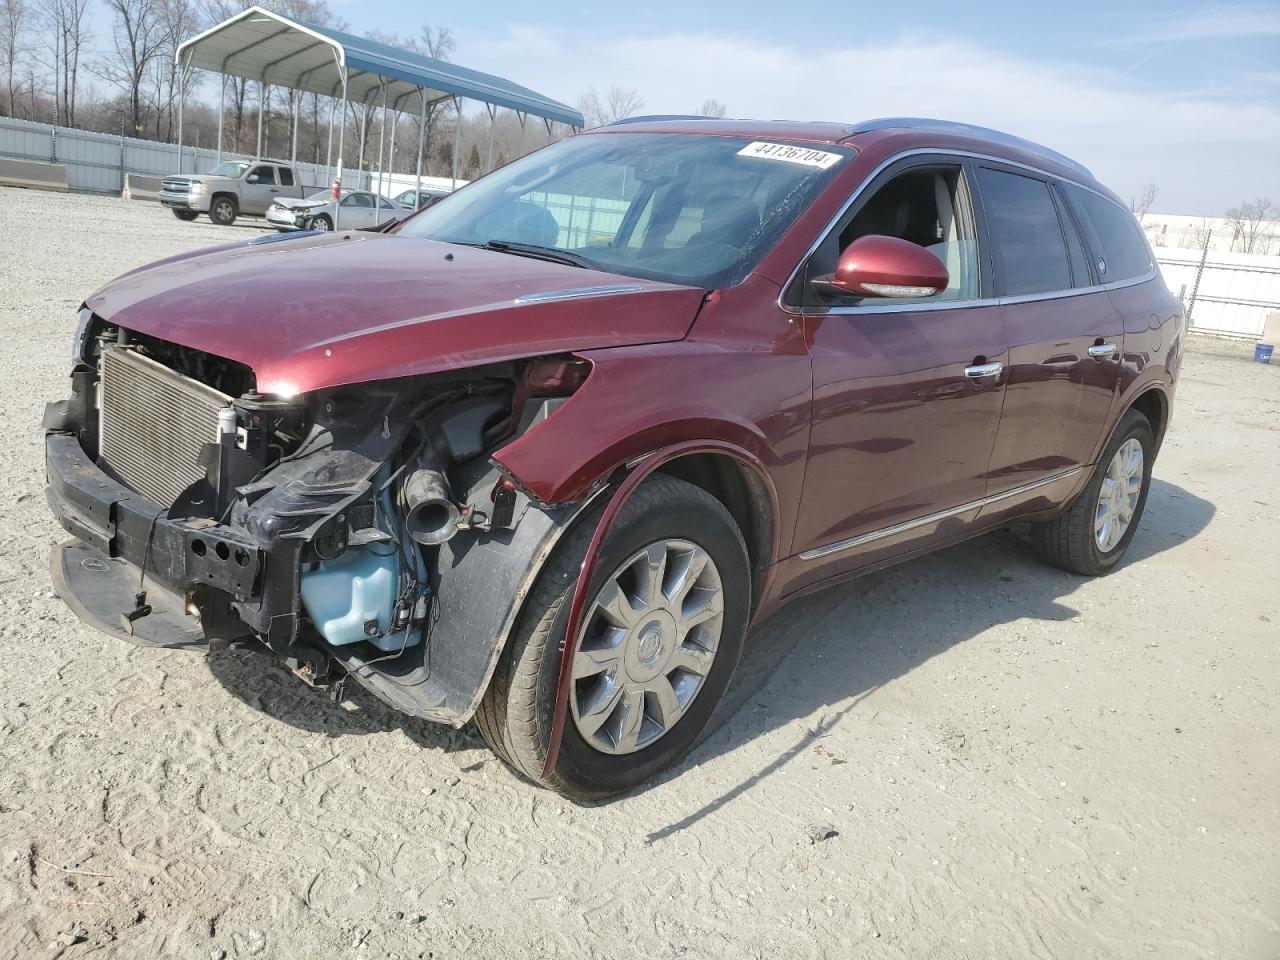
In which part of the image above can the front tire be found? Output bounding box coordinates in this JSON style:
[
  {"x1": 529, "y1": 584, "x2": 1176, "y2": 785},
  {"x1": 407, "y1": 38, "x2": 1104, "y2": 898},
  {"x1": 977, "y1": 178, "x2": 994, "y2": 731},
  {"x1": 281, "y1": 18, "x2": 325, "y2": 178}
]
[
  {"x1": 476, "y1": 475, "x2": 751, "y2": 799},
  {"x1": 209, "y1": 195, "x2": 238, "y2": 226},
  {"x1": 1031, "y1": 408, "x2": 1154, "y2": 575},
  {"x1": 309, "y1": 214, "x2": 333, "y2": 232}
]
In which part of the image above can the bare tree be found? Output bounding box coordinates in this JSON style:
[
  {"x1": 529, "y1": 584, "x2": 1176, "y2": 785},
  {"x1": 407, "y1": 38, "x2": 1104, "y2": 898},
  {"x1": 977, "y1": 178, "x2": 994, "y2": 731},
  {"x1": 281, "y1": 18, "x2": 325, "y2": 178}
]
[
  {"x1": 154, "y1": 0, "x2": 198, "y2": 140},
  {"x1": 697, "y1": 97, "x2": 727, "y2": 118},
  {"x1": 1180, "y1": 217, "x2": 1212, "y2": 251},
  {"x1": 1128, "y1": 182, "x2": 1158, "y2": 223},
  {"x1": 0, "y1": 0, "x2": 27, "y2": 117},
  {"x1": 63, "y1": 0, "x2": 90, "y2": 126},
  {"x1": 361, "y1": 25, "x2": 455, "y2": 176},
  {"x1": 98, "y1": 0, "x2": 170, "y2": 137},
  {"x1": 576, "y1": 85, "x2": 644, "y2": 128},
  {"x1": 413, "y1": 25, "x2": 455, "y2": 174},
  {"x1": 197, "y1": 0, "x2": 323, "y2": 154},
  {"x1": 61, "y1": 0, "x2": 91, "y2": 126},
  {"x1": 33, "y1": 0, "x2": 90, "y2": 125},
  {"x1": 199, "y1": 0, "x2": 250, "y2": 150},
  {"x1": 1224, "y1": 197, "x2": 1277, "y2": 254},
  {"x1": 269, "y1": 0, "x2": 339, "y2": 158}
]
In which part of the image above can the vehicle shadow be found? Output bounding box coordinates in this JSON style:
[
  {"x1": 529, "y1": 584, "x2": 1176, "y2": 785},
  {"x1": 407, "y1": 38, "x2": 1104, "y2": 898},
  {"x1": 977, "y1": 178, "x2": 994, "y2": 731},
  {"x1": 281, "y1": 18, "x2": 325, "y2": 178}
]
[
  {"x1": 185, "y1": 219, "x2": 272, "y2": 233},
  {"x1": 204, "y1": 477, "x2": 1214, "y2": 791},
  {"x1": 635, "y1": 477, "x2": 1214, "y2": 832},
  {"x1": 205, "y1": 632, "x2": 482, "y2": 756}
]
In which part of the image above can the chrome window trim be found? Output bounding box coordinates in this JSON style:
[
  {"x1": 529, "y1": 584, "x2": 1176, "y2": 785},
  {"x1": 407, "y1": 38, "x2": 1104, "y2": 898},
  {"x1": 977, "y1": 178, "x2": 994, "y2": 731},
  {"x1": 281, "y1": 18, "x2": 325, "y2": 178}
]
[
  {"x1": 777, "y1": 147, "x2": 1156, "y2": 317},
  {"x1": 797, "y1": 467, "x2": 1084, "y2": 561}
]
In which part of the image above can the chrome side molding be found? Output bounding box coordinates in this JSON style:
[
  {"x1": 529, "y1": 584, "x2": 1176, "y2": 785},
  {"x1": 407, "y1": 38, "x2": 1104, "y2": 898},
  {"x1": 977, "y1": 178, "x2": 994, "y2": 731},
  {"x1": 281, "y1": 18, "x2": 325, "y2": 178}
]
[{"x1": 798, "y1": 467, "x2": 1084, "y2": 561}]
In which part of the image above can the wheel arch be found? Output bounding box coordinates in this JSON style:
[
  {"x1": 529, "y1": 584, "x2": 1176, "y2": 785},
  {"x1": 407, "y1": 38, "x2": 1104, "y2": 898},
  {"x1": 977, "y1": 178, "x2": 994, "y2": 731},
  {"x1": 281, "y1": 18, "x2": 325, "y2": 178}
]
[
  {"x1": 1127, "y1": 385, "x2": 1170, "y2": 452},
  {"x1": 536, "y1": 438, "x2": 780, "y2": 778},
  {"x1": 652, "y1": 451, "x2": 775, "y2": 609}
]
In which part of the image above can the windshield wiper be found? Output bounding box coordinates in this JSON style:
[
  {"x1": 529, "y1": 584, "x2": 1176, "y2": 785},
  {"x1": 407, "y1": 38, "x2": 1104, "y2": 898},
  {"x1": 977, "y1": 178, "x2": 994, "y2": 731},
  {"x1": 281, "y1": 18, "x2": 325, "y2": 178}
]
[{"x1": 479, "y1": 239, "x2": 597, "y2": 270}]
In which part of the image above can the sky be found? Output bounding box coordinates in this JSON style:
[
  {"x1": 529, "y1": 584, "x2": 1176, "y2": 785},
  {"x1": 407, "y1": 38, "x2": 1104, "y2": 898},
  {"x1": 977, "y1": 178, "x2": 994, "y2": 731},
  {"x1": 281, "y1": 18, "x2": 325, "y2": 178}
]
[{"x1": 321, "y1": 0, "x2": 1279, "y2": 216}]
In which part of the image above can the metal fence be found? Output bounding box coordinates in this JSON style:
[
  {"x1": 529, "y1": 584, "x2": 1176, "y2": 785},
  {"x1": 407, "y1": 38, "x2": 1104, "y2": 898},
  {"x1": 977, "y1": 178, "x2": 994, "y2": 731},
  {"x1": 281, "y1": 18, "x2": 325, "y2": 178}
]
[
  {"x1": 1156, "y1": 251, "x2": 1280, "y2": 340},
  {"x1": 0, "y1": 115, "x2": 370, "y2": 193}
]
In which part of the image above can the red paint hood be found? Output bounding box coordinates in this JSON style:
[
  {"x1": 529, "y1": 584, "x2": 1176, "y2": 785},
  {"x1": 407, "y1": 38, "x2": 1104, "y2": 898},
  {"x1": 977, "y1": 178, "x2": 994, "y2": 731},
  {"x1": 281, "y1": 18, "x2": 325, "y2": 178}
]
[{"x1": 86, "y1": 233, "x2": 705, "y2": 395}]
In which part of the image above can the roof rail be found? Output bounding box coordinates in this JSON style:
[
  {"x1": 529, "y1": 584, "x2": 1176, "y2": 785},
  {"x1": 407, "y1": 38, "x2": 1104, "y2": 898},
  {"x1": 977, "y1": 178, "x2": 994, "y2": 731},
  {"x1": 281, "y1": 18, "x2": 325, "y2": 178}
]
[
  {"x1": 847, "y1": 117, "x2": 1092, "y2": 178},
  {"x1": 607, "y1": 114, "x2": 715, "y2": 125}
]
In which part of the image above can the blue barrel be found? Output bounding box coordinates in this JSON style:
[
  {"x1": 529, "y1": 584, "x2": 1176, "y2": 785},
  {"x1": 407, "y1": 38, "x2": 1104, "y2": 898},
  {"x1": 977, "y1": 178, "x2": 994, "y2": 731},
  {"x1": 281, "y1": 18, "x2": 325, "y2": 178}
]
[{"x1": 1255, "y1": 343, "x2": 1274, "y2": 364}]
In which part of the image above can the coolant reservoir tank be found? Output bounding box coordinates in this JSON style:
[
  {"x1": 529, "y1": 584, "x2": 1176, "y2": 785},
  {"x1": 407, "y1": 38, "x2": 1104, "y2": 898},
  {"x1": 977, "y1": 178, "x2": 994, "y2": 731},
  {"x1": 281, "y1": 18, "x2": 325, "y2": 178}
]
[{"x1": 300, "y1": 547, "x2": 415, "y2": 651}]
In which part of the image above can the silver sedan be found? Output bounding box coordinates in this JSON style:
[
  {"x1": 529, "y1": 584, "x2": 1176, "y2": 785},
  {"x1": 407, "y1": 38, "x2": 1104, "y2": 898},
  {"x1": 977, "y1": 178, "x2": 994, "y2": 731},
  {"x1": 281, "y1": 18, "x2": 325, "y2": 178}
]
[{"x1": 265, "y1": 190, "x2": 412, "y2": 232}]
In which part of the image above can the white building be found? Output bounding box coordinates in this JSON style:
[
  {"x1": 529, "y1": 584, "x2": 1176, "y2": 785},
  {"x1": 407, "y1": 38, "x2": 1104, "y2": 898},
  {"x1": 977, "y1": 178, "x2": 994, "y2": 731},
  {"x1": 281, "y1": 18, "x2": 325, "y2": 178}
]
[{"x1": 1141, "y1": 212, "x2": 1280, "y2": 256}]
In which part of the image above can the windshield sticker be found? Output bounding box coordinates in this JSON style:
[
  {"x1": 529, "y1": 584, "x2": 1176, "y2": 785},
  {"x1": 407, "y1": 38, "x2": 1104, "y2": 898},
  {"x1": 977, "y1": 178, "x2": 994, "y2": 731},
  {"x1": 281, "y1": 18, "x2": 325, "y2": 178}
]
[{"x1": 736, "y1": 141, "x2": 844, "y2": 169}]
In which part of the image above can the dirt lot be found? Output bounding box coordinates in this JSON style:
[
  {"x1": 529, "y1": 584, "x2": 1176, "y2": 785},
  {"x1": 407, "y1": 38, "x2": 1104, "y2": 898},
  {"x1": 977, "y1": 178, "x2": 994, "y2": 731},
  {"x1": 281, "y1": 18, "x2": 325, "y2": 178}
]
[{"x1": 0, "y1": 185, "x2": 1276, "y2": 959}]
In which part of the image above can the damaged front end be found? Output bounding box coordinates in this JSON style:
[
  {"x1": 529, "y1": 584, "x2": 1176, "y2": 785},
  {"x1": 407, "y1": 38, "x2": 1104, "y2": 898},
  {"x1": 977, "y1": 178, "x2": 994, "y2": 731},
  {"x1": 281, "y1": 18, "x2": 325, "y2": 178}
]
[{"x1": 45, "y1": 318, "x2": 595, "y2": 725}]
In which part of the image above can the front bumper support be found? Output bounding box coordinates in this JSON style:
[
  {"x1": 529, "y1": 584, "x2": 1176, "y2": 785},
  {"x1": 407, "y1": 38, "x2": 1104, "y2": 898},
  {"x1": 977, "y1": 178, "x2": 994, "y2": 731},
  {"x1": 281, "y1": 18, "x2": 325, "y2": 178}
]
[
  {"x1": 45, "y1": 432, "x2": 290, "y2": 643},
  {"x1": 51, "y1": 539, "x2": 207, "y2": 649},
  {"x1": 45, "y1": 401, "x2": 598, "y2": 727}
]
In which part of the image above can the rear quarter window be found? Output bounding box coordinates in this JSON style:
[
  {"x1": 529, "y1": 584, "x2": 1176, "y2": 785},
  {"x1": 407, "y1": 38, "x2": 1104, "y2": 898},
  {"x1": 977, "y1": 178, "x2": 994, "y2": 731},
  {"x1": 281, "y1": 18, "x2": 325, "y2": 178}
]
[{"x1": 1063, "y1": 184, "x2": 1153, "y2": 282}]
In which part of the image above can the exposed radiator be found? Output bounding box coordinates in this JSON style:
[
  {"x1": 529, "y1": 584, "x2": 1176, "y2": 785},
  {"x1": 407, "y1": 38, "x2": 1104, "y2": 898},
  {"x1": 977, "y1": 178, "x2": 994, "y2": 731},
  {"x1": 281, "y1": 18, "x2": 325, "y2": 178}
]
[{"x1": 98, "y1": 346, "x2": 231, "y2": 506}]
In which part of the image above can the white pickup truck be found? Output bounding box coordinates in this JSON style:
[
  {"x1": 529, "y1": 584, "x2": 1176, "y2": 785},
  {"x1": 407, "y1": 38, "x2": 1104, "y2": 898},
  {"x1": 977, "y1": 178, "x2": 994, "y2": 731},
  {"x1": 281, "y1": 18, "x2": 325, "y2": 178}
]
[{"x1": 158, "y1": 159, "x2": 308, "y2": 226}]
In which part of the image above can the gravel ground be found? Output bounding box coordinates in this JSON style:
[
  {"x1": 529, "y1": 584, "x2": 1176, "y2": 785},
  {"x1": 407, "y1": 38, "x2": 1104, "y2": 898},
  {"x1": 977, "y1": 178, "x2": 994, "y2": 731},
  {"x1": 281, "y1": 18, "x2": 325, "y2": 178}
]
[{"x1": 0, "y1": 186, "x2": 1277, "y2": 959}]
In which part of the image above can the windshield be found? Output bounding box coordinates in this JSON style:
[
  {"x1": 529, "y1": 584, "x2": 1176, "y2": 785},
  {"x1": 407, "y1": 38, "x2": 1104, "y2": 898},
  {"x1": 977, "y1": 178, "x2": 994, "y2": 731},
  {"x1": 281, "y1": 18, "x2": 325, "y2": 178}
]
[
  {"x1": 395, "y1": 133, "x2": 852, "y2": 288},
  {"x1": 305, "y1": 190, "x2": 337, "y2": 202},
  {"x1": 208, "y1": 161, "x2": 251, "y2": 178}
]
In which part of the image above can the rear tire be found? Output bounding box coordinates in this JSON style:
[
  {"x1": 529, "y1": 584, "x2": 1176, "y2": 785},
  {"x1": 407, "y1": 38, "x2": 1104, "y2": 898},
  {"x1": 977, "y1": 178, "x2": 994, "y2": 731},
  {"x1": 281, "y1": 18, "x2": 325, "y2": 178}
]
[
  {"x1": 209, "y1": 195, "x2": 238, "y2": 226},
  {"x1": 1031, "y1": 408, "x2": 1154, "y2": 576},
  {"x1": 171, "y1": 209, "x2": 199, "y2": 221},
  {"x1": 476, "y1": 475, "x2": 750, "y2": 799}
]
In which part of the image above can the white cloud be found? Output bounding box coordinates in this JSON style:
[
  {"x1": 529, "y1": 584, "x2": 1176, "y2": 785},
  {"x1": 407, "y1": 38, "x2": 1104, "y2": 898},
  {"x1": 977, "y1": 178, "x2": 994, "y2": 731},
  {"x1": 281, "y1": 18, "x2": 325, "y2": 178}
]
[
  {"x1": 1114, "y1": 3, "x2": 1280, "y2": 43},
  {"x1": 458, "y1": 27, "x2": 1280, "y2": 215}
]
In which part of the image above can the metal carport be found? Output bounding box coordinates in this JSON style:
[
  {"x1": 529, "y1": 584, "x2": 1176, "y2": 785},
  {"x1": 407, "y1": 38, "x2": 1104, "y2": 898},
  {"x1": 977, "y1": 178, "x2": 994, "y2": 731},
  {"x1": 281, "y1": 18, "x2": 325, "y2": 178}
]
[{"x1": 173, "y1": 5, "x2": 583, "y2": 221}]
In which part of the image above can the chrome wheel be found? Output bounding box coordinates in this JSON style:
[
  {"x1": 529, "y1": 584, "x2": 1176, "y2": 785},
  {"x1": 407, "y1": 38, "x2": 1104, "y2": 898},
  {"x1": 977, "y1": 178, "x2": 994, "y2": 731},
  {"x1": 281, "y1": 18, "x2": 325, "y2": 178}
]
[
  {"x1": 311, "y1": 216, "x2": 332, "y2": 232},
  {"x1": 213, "y1": 199, "x2": 234, "y2": 222},
  {"x1": 1095, "y1": 437, "x2": 1144, "y2": 552},
  {"x1": 570, "y1": 539, "x2": 724, "y2": 755}
]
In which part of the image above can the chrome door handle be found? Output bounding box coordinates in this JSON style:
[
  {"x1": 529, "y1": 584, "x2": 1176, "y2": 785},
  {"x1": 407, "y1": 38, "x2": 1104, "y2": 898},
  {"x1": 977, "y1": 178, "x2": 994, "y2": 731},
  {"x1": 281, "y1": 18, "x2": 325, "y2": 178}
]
[
  {"x1": 1088, "y1": 343, "x2": 1117, "y2": 357},
  {"x1": 964, "y1": 362, "x2": 1003, "y2": 378}
]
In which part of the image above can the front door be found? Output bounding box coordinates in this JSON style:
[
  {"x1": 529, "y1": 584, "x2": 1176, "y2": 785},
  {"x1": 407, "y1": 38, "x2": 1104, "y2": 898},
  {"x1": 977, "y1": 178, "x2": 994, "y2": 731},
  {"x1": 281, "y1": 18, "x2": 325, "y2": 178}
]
[
  {"x1": 241, "y1": 164, "x2": 280, "y2": 214},
  {"x1": 973, "y1": 165, "x2": 1123, "y2": 495},
  {"x1": 790, "y1": 157, "x2": 1008, "y2": 572}
]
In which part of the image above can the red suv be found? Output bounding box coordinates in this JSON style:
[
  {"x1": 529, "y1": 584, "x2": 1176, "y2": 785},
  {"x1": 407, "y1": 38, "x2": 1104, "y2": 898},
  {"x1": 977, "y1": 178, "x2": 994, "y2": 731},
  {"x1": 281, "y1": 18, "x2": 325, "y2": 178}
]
[{"x1": 45, "y1": 118, "x2": 1182, "y2": 797}]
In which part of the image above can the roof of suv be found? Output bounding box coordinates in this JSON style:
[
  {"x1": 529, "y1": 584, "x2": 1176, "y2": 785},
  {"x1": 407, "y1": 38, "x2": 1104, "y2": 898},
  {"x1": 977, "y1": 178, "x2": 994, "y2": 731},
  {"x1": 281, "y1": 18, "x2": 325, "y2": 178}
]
[{"x1": 587, "y1": 116, "x2": 1097, "y2": 187}]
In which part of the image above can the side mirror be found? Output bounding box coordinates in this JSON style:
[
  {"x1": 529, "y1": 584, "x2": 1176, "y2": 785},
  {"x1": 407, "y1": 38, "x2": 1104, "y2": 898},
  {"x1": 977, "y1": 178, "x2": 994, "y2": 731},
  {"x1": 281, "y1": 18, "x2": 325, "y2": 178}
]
[
  {"x1": 245, "y1": 174, "x2": 259, "y2": 183},
  {"x1": 816, "y1": 234, "x2": 948, "y2": 299}
]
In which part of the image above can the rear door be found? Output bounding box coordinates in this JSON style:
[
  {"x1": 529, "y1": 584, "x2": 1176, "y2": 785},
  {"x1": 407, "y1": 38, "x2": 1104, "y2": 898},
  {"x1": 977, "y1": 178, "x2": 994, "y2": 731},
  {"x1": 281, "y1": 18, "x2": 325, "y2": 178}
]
[
  {"x1": 373, "y1": 195, "x2": 401, "y2": 226},
  {"x1": 340, "y1": 192, "x2": 377, "y2": 228},
  {"x1": 976, "y1": 165, "x2": 1123, "y2": 498}
]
